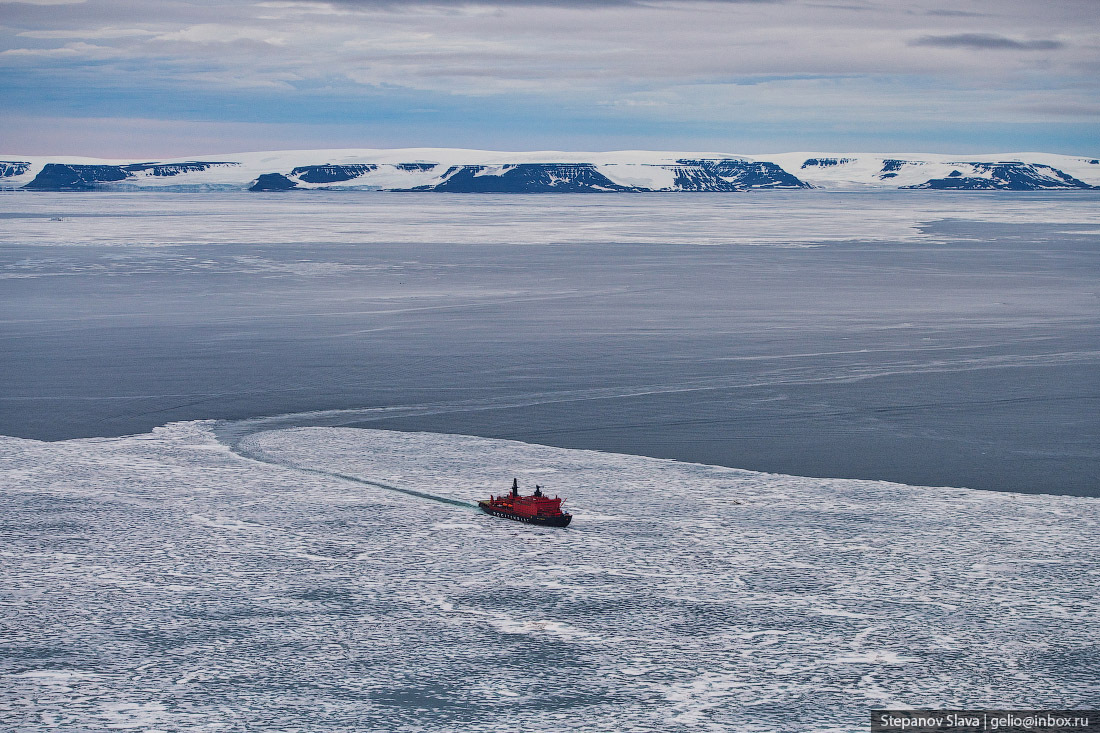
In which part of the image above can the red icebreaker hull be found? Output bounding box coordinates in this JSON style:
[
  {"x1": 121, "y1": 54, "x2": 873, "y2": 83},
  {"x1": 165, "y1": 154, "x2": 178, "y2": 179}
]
[{"x1": 478, "y1": 500, "x2": 572, "y2": 527}]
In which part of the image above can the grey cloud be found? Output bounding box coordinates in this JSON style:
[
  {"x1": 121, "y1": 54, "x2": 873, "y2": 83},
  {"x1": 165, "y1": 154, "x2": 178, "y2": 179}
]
[
  {"x1": 5, "y1": 0, "x2": 1097, "y2": 138},
  {"x1": 912, "y1": 33, "x2": 1063, "y2": 51},
  {"x1": 316, "y1": 0, "x2": 783, "y2": 6},
  {"x1": 805, "y1": 3, "x2": 873, "y2": 11},
  {"x1": 1011, "y1": 101, "x2": 1100, "y2": 118},
  {"x1": 924, "y1": 9, "x2": 987, "y2": 18}
]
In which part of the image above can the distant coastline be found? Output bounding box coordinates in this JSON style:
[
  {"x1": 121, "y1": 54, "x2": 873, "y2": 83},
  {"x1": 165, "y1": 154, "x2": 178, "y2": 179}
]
[{"x1": 3, "y1": 148, "x2": 1099, "y2": 192}]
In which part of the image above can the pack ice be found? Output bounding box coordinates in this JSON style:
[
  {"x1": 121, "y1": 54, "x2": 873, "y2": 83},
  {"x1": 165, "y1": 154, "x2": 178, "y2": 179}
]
[{"x1": 1, "y1": 422, "x2": 1097, "y2": 732}]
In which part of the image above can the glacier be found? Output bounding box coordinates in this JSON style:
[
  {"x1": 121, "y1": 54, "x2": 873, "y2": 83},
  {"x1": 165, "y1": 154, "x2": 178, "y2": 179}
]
[
  {"x1": 2, "y1": 149, "x2": 1099, "y2": 192},
  {"x1": 1, "y1": 422, "x2": 1097, "y2": 732}
]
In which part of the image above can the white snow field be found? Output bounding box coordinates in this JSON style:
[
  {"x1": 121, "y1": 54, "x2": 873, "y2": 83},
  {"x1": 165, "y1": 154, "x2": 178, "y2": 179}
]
[
  {"x1": 4, "y1": 189, "x2": 1100, "y2": 250},
  {"x1": 2, "y1": 422, "x2": 1097, "y2": 732}
]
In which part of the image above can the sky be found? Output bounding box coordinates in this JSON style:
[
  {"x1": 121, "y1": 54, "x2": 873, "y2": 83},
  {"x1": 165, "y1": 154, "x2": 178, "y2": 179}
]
[{"x1": 1, "y1": 0, "x2": 1098, "y2": 156}]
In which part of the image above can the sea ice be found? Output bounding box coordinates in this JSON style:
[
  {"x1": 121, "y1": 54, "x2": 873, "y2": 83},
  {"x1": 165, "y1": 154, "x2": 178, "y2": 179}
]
[{"x1": 1, "y1": 422, "x2": 1096, "y2": 731}]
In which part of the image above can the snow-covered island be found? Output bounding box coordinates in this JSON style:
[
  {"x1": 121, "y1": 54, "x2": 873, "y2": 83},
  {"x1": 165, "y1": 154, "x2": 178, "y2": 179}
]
[{"x1": 2, "y1": 149, "x2": 1098, "y2": 192}]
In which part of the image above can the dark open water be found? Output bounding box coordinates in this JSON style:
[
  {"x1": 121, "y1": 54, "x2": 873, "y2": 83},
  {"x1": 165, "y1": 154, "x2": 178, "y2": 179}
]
[{"x1": 1, "y1": 192, "x2": 1097, "y2": 495}]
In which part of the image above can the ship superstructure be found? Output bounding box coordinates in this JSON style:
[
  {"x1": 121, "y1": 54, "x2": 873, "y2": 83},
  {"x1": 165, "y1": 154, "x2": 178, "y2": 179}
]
[{"x1": 478, "y1": 478, "x2": 572, "y2": 527}]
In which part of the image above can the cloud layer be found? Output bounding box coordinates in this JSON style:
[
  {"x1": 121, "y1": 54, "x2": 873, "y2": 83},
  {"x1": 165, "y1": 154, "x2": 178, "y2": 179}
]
[
  {"x1": 912, "y1": 33, "x2": 1064, "y2": 50},
  {"x1": 1, "y1": 0, "x2": 1097, "y2": 155}
]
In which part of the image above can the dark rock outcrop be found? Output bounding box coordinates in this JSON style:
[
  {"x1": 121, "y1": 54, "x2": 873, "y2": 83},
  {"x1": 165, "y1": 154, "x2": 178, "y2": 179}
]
[
  {"x1": 0, "y1": 161, "x2": 30, "y2": 178},
  {"x1": 290, "y1": 164, "x2": 378, "y2": 183},
  {"x1": 879, "y1": 159, "x2": 924, "y2": 179},
  {"x1": 249, "y1": 173, "x2": 298, "y2": 191},
  {"x1": 416, "y1": 160, "x2": 809, "y2": 192},
  {"x1": 22, "y1": 161, "x2": 239, "y2": 189},
  {"x1": 905, "y1": 163, "x2": 1095, "y2": 190},
  {"x1": 674, "y1": 160, "x2": 810, "y2": 190},
  {"x1": 23, "y1": 164, "x2": 129, "y2": 190},
  {"x1": 124, "y1": 161, "x2": 237, "y2": 177},
  {"x1": 802, "y1": 157, "x2": 854, "y2": 168},
  {"x1": 424, "y1": 164, "x2": 633, "y2": 193}
]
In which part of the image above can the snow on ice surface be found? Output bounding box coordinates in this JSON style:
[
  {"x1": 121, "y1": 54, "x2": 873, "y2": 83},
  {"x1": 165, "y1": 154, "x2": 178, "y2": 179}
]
[
  {"x1": 5, "y1": 190, "x2": 1100, "y2": 252},
  {"x1": 2, "y1": 423, "x2": 1098, "y2": 732}
]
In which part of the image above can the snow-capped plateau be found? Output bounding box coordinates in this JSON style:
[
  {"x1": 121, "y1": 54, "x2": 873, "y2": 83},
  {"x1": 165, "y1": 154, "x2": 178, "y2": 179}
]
[{"x1": 2, "y1": 149, "x2": 1098, "y2": 192}]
